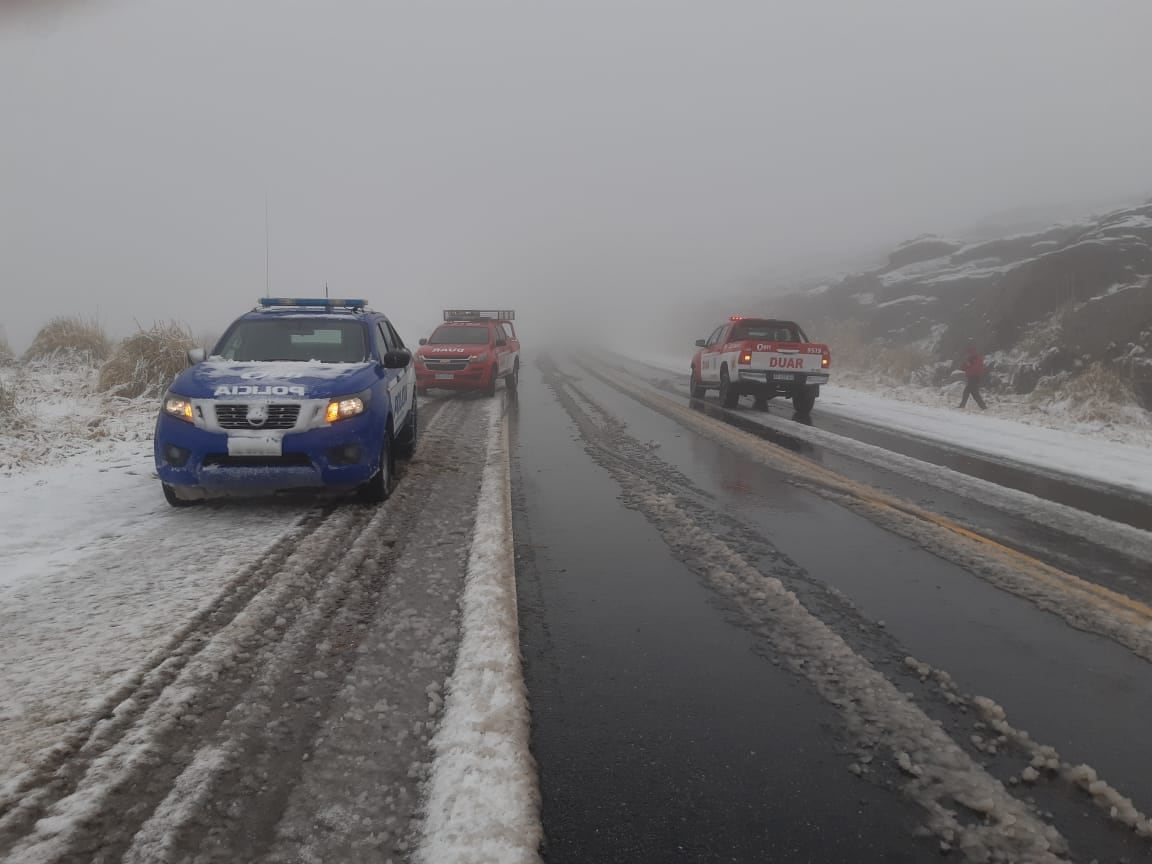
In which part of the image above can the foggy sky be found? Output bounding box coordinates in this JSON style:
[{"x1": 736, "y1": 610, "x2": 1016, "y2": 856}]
[{"x1": 2, "y1": 0, "x2": 1151, "y2": 352}]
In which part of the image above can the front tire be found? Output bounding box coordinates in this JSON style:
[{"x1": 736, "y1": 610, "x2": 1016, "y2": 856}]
[
  {"x1": 360, "y1": 429, "x2": 396, "y2": 503},
  {"x1": 720, "y1": 366, "x2": 740, "y2": 408},
  {"x1": 792, "y1": 385, "x2": 818, "y2": 415},
  {"x1": 506, "y1": 360, "x2": 519, "y2": 393},
  {"x1": 485, "y1": 366, "x2": 498, "y2": 397},
  {"x1": 162, "y1": 482, "x2": 200, "y2": 508}
]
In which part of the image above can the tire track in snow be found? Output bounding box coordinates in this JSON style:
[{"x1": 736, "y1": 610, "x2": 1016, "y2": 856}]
[
  {"x1": 120, "y1": 397, "x2": 492, "y2": 864},
  {"x1": 0, "y1": 507, "x2": 330, "y2": 822},
  {"x1": 0, "y1": 397, "x2": 464, "y2": 863},
  {"x1": 542, "y1": 356, "x2": 1070, "y2": 863}
]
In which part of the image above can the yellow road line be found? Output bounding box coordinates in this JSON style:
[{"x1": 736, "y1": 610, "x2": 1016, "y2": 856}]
[
  {"x1": 593, "y1": 359, "x2": 1152, "y2": 628},
  {"x1": 887, "y1": 495, "x2": 1152, "y2": 623}
]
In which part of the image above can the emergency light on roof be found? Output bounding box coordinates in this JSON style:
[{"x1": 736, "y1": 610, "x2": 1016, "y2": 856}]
[
  {"x1": 443, "y1": 309, "x2": 516, "y2": 321},
  {"x1": 730, "y1": 315, "x2": 745, "y2": 321},
  {"x1": 258, "y1": 297, "x2": 368, "y2": 311}
]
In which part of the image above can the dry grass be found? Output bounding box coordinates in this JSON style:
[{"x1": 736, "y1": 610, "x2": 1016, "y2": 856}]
[
  {"x1": 0, "y1": 329, "x2": 14, "y2": 366},
  {"x1": 812, "y1": 319, "x2": 933, "y2": 384},
  {"x1": 1016, "y1": 304, "x2": 1074, "y2": 357},
  {"x1": 98, "y1": 321, "x2": 196, "y2": 398},
  {"x1": 1028, "y1": 362, "x2": 1142, "y2": 423},
  {"x1": 24, "y1": 316, "x2": 112, "y2": 364},
  {"x1": 0, "y1": 377, "x2": 18, "y2": 426}
]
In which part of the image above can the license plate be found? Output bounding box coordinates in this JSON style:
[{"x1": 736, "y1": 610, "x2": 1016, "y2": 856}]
[
  {"x1": 435, "y1": 373, "x2": 455, "y2": 380},
  {"x1": 227, "y1": 435, "x2": 282, "y2": 457},
  {"x1": 772, "y1": 373, "x2": 795, "y2": 381}
]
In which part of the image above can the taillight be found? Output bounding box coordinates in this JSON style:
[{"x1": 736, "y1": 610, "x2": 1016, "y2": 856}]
[
  {"x1": 739, "y1": 352, "x2": 752, "y2": 365},
  {"x1": 822, "y1": 352, "x2": 831, "y2": 368}
]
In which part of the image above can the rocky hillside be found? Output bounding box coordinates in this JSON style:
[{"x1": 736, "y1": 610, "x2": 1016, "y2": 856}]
[{"x1": 773, "y1": 202, "x2": 1152, "y2": 406}]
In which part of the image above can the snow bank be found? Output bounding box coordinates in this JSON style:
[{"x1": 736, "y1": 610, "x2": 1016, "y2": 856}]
[
  {"x1": 819, "y1": 386, "x2": 1152, "y2": 497},
  {"x1": 415, "y1": 400, "x2": 541, "y2": 864}
]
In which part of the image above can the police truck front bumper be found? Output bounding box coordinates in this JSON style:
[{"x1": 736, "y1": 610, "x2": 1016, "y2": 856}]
[{"x1": 155, "y1": 411, "x2": 382, "y2": 499}]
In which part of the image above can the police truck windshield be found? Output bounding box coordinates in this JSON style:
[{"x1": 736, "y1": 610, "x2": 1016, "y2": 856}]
[
  {"x1": 215, "y1": 319, "x2": 369, "y2": 363},
  {"x1": 427, "y1": 326, "x2": 490, "y2": 345}
]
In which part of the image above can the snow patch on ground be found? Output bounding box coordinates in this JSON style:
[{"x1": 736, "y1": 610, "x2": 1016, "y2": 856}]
[
  {"x1": 817, "y1": 385, "x2": 1152, "y2": 496},
  {"x1": 0, "y1": 361, "x2": 303, "y2": 785},
  {"x1": 875, "y1": 293, "x2": 937, "y2": 309},
  {"x1": 415, "y1": 401, "x2": 541, "y2": 864},
  {"x1": 0, "y1": 360, "x2": 155, "y2": 476},
  {"x1": 910, "y1": 657, "x2": 1152, "y2": 842}
]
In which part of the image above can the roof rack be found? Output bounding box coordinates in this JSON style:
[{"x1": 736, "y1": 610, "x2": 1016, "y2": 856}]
[
  {"x1": 257, "y1": 297, "x2": 369, "y2": 312},
  {"x1": 443, "y1": 309, "x2": 515, "y2": 322}
]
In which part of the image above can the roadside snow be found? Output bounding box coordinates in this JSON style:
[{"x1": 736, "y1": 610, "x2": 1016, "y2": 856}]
[
  {"x1": 415, "y1": 400, "x2": 541, "y2": 864},
  {"x1": 818, "y1": 386, "x2": 1152, "y2": 497},
  {"x1": 0, "y1": 360, "x2": 154, "y2": 475},
  {"x1": 0, "y1": 362, "x2": 302, "y2": 782}
]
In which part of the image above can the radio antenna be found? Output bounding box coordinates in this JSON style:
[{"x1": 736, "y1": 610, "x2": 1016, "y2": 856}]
[{"x1": 264, "y1": 192, "x2": 271, "y2": 298}]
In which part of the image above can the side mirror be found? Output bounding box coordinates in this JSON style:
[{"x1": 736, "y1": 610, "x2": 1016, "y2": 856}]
[
  {"x1": 418, "y1": 337, "x2": 428, "y2": 346},
  {"x1": 495, "y1": 338, "x2": 507, "y2": 347},
  {"x1": 187, "y1": 347, "x2": 206, "y2": 365},
  {"x1": 694, "y1": 339, "x2": 707, "y2": 348},
  {"x1": 383, "y1": 348, "x2": 412, "y2": 369}
]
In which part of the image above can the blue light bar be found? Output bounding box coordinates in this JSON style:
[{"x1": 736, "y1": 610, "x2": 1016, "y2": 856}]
[{"x1": 258, "y1": 297, "x2": 368, "y2": 310}]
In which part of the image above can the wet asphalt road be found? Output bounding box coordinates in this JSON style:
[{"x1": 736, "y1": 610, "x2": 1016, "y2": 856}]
[
  {"x1": 618, "y1": 355, "x2": 1152, "y2": 535},
  {"x1": 609, "y1": 356, "x2": 1152, "y2": 602},
  {"x1": 512, "y1": 353, "x2": 1152, "y2": 863}
]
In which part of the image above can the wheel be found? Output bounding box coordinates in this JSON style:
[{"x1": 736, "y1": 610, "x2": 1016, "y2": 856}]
[
  {"x1": 162, "y1": 482, "x2": 200, "y2": 508},
  {"x1": 506, "y1": 360, "x2": 519, "y2": 393},
  {"x1": 719, "y1": 366, "x2": 740, "y2": 408},
  {"x1": 360, "y1": 429, "x2": 396, "y2": 502},
  {"x1": 792, "y1": 385, "x2": 818, "y2": 415},
  {"x1": 484, "y1": 366, "x2": 498, "y2": 397},
  {"x1": 754, "y1": 394, "x2": 769, "y2": 410},
  {"x1": 690, "y1": 367, "x2": 706, "y2": 399},
  {"x1": 395, "y1": 399, "x2": 418, "y2": 460}
]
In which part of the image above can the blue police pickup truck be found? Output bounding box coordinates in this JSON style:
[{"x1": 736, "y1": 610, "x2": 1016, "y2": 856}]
[{"x1": 154, "y1": 298, "x2": 417, "y2": 507}]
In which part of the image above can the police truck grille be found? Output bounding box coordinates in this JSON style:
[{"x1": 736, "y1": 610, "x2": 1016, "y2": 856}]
[
  {"x1": 423, "y1": 358, "x2": 469, "y2": 372},
  {"x1": 215, "y1": 403, "x2": 301, "y2": 429}
]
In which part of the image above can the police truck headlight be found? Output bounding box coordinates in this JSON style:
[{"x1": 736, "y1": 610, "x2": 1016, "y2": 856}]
[
  {"x1": 163, "y1": 393, "x2": 194, "y2": 422},
  {"x1": 325, "y1": 396, "x2": 365, "y2": 423}
]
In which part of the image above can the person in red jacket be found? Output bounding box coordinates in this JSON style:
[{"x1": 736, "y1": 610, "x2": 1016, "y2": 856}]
[{"x1": 959, "y1": 342, "x2": 987, "y2": 410}]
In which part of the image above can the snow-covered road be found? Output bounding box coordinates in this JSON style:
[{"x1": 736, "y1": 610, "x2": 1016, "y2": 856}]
[
  {"x1": 0, "y1": 390, "x2": 536, "y2": 864},
  {"x1": 0, "y1": 441, "x2": 302, "y2": 781}
]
